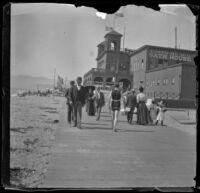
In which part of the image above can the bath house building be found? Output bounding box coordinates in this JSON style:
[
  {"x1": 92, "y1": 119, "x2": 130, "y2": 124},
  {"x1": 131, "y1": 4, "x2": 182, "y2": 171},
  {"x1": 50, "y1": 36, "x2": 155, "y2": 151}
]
[{"x1": 130, "y1": 45, "x2": 197, "y2": 108}]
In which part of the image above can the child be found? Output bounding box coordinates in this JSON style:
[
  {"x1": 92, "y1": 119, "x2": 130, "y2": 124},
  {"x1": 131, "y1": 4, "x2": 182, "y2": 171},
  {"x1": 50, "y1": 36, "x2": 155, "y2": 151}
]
[
  {"x1": 155, "y1": 101, "x2": 167, "y2": 126},
  {"x1": 149, "y1": 99, "x2": 158, "y2": 124}
]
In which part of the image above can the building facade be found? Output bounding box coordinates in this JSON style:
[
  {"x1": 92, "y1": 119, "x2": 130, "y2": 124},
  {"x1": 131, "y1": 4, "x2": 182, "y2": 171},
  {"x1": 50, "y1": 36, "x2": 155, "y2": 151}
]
[
  {"x1": 83, "y1": 30, "x2": 133, "y2": 90},
  {"x1": 130, "y1": 45, "x2": 197, "y2": 108}
]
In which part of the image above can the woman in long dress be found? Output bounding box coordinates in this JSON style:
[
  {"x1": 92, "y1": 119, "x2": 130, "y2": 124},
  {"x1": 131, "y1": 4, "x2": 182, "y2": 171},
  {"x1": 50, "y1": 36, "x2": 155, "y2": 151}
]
[
  {"x1": 86, "y1": 87, "x2": 95, "y2": 116},
  {"x1": 109, "y1": 83, "x2": 121, "y2": 132},
  {"x1": 136, "y1": 86, "x2": 151, "y2": 125}
]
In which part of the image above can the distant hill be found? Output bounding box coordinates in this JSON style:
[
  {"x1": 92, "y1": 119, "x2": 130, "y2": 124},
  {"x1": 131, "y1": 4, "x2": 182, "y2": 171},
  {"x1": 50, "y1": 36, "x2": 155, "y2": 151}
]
[{"x1": 11, "y1": 75, "x2": 54, "y2": 90}]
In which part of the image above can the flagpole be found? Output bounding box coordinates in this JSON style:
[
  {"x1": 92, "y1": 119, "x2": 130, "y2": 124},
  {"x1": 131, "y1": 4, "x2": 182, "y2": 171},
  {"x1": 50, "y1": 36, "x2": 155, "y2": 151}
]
[
  {"x1": 123, "y1": 26, "x2": 126, "y2": 51},
  {"x1": 53, "y1": 68, "x2": 56, "y2": 89},
  {"x1": 113, "y1": 15, "x2": 116, "y2": 29}
]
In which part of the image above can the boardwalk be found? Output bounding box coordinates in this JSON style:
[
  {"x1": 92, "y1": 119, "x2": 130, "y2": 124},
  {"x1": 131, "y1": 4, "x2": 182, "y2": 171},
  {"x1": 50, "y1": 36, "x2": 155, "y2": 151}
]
[{"x1": 39, "y1": 99, "x2": 196, "y2": 188}]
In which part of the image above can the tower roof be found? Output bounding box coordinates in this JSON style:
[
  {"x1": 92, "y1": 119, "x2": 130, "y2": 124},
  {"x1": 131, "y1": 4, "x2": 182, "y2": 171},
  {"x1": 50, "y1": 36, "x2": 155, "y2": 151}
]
[
  {"x1": 97, "y1": 41, "x2": 105, "y2": 47},
  {"x1": 104, "y1": 30, "x2": 123, "y2": 38}
]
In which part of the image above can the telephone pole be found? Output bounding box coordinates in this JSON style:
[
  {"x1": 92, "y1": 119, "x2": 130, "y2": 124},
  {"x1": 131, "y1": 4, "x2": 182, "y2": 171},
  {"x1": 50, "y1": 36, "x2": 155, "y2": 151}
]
[{"x1": 175, "y1": 26, "x2": 177, "y2": 49}]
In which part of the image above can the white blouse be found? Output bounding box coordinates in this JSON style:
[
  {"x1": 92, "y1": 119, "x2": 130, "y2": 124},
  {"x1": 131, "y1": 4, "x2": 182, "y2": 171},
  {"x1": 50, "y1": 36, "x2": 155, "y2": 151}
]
[{"x1": 136, "y1": 93, "x2": 147, "y2": 103}]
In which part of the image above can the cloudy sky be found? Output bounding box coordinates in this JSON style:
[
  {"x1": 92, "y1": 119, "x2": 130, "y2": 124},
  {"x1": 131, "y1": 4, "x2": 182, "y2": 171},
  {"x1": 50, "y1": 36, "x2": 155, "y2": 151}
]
[{"x1": 11, "y1": 3, "x2": 196, "y2": 80}]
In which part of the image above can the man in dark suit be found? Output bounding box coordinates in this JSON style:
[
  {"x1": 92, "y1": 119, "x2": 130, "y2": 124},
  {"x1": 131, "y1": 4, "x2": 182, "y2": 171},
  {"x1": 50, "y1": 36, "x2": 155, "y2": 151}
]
[
  {"x1": 65, "y1": 81, "x2": 75, "y2": 124},
  {"x1": 69, "y1": 76, "x2": 86, "y2": 129},
  {"x1": 94, "y1": 87, "x2": 105, "y2": 121},
  {"x1": 126, "y1": 88, "x2": 137, "y2": 124}
]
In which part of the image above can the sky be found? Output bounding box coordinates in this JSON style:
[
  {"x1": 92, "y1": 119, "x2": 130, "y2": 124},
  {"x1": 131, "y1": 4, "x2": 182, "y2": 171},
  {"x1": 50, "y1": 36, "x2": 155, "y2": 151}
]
[{"x1": 11, "y1": 3, "x2": 196, "y2": 80}]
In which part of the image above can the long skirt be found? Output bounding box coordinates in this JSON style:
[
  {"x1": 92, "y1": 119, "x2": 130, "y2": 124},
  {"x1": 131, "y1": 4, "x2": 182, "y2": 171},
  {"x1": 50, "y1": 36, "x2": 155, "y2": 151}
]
[
  {"x1": 137, "y1": 102, "x2": 151, "y2": 125},
  {"x1": 86, "y1": 100, "x2": 95, "y2": 116}
]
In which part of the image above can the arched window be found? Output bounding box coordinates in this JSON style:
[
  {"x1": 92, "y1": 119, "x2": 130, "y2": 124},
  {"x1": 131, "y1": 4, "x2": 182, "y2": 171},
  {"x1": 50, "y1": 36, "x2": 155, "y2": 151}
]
[
  {"x1": 110, "y1": 41, "x2": 117, "y2": 51},
  {"x1": 141, "y1": 59, "x2": 144, "y2": 70},
  {"x1": 172, "y1": 78, "x2": 175, "y2": 85}
]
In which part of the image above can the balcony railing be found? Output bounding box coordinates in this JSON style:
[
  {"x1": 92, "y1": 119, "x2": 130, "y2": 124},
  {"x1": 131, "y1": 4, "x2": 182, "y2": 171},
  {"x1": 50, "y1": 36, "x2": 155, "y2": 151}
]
[{"x1": 91, "y1": 68, "x2": 132, "y2": 75}]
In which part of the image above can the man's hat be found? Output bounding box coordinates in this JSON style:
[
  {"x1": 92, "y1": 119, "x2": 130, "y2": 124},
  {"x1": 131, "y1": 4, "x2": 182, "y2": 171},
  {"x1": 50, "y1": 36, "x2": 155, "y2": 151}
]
[
  {"x1": 76, "y1": 76, "x2": 82, "y2": 81},
  {"x1": 70, "y1": 80, "x2": 75, "y2": 85}
]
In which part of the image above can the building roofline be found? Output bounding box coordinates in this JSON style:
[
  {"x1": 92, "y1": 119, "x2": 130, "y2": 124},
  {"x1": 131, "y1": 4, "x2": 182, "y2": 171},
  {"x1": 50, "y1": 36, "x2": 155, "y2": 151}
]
[
  {"x1": 97, "y1": 41, "x2": 105, "y2": 47},
  {"x1": 130, "y1": 45, "x2": 197, "y2": 57},
  {"x1": 104, "y1": 30, "x2": 123, "y2": 38}
]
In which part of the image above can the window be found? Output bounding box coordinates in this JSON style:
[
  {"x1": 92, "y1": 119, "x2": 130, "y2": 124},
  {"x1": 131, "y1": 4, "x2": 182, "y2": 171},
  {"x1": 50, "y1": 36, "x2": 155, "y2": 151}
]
[
  {"x1": 157, "y1": 80, "x2": 160, "y2": 85},
  {"x1": 158, "y1": 59, "x2": 163, "y2": 64},
  {"x1": 172, "y1": 78, "x2": 175, "y2": 85},
  {"x1": 163, "y1": 79, "x2": 166, "y2": 85},
  {"x1": 166, "y1": 79, "x2": 169, "y2": 85},
  {"x1": 141, "y1": 59, "x2": 144, "y2": 70},
  {"x1": 110, "y1": 41, "x2": 117, "y2": 51}
]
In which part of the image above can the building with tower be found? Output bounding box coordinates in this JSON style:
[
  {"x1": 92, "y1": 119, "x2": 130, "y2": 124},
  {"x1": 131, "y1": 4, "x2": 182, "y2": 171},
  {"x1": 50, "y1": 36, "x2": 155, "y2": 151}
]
[{"x1": 83, "y1": 30, "x2": 134, "y2": 90}]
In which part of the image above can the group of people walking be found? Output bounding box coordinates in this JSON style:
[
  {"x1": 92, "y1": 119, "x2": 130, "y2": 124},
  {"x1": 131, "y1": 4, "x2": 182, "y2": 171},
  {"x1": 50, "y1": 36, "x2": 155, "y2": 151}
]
[
  {"x1": 65, "y1": 76, "x2": 105, "y2": 129},
  {"x1": 108, "y1": 84, "x2": 167, "y2": 132},
  {"x1": 85, "y1": 86, "x2": 105, "y2": 121},
  {"x1": 65, "y1": 77, "x2": 166, "y2": 131}
]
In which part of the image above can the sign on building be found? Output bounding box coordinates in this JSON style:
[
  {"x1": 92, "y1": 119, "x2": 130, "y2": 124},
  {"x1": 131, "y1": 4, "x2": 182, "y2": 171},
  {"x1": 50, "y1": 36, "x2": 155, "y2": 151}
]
[{"x1": 149, "y1": 50, "x2": 192, "y2": 62}]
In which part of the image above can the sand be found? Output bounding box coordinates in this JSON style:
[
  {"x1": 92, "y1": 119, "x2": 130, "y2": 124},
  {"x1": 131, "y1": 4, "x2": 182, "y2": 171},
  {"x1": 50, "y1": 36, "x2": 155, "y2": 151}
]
[{"x1": 10, "y1": 95, "x2": 65, "y2": 188}]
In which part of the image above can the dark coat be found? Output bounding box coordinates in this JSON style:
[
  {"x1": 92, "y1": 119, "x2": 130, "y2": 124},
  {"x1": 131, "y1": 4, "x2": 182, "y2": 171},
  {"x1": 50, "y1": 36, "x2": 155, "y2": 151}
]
[
  {"x1": 65, "y1": 88, "x2": 71, "y2": 104},
  {"x1": 69, "y1": 85, "x2": 86, "y2": 106},
  {"x1": 95, "y1": 92, "x2": 105, "y2": 108},
  {"x1": 126, "y1": 92, "x2": 137, "y2": 109}
]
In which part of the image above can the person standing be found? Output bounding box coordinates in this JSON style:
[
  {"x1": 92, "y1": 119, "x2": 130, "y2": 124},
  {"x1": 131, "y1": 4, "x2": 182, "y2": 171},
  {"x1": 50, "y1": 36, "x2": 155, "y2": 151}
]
[
  {"x1": 94, "y1": 87, "x2": 105, "y2": 121},
  {"x1": 126, "y1": 89, "x2": 137, "y2": 124},
  {"x1": 109, "y1": 83, "x2": 121, "y2": 132},
  {"x1": 65, "y1": 81, "x2": 75, "y2": 124},
  {"x1": 69, "y1": 77, "x2": 86, "y2": 129},
  {"x1": 155, "y1": 101, "x2": 167, "y2": 126},
  {"x1": 149, "y1": 99, "x2": 158, "y2": 124},
  {"x1": 86, "y1": 87, "x2": 95, "y2": 116},
  {"x1": 136, "y1": 86, "x2": 151, "y2": 125}
]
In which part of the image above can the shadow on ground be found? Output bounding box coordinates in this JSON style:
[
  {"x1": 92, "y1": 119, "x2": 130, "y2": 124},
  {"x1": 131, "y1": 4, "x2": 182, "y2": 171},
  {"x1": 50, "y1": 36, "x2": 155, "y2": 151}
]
[{"x1": 82, "y1": 126, "x2": 112, "y2": 130}]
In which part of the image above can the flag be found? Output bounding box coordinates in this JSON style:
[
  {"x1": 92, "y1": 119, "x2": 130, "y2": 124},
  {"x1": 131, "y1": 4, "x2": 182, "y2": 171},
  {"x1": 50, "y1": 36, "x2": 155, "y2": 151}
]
[
  {"x1": 57, "y1": 75, "x2": 64, "y2": 90},
  {"x1": 115, "y1": 12, "x2": 124, "y2": 17},
  {"x1": 105, "y1": 26, "x2": 113, "y2": 31}
]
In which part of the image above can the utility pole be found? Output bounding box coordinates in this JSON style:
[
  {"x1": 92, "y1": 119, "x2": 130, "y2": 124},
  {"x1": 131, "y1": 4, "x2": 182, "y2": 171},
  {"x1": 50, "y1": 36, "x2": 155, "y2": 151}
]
[
  {"x1": 113, "y1": 15, "x2": 116, "y2": 29},
  {"x1": 175, "y1": 26, "x2": 177, "y2": 49},
  {"x1": 53, "y1": 68, "x2": 56, "y2": 89}
]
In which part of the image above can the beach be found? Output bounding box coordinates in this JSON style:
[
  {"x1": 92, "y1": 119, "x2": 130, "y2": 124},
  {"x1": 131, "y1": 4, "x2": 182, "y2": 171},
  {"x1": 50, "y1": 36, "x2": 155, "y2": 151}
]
[
  {"x1": 9, "y1": 92, "x2": 196, "y2": 188},
  {"x1": 10, "y1": 94, "x2": 65, "y2": 188}
]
